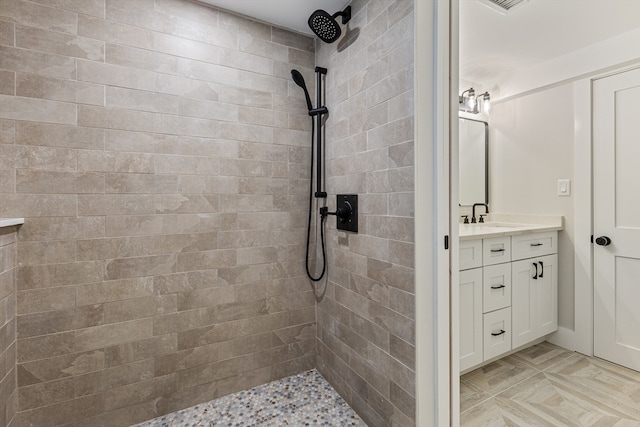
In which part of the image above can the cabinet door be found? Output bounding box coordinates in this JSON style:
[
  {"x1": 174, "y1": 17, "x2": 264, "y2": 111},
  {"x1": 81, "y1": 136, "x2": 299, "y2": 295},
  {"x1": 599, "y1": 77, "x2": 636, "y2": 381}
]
[
  {"x1": 535, "y1": 254, "x2": 558, "y2": 336},
  {"x1": 459, "y1": 268, "x2": 483, "y2": 371},
  {"x1": 512, "y1": 255, "x2": 558, "y2": 349},
  {"x1": 511, "y1": 258, "x2": 537, "y2": 348}
]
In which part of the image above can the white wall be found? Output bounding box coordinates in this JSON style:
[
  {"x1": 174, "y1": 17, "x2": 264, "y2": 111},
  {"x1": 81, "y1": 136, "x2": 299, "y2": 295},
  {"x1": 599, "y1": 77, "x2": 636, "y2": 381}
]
[{"x1": 489, "y1": 84, "x2": 576, "y2": 330}]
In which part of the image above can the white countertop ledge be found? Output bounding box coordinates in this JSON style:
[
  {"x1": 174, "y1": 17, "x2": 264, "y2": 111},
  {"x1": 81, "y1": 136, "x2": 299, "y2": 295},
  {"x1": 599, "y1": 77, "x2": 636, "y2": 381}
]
[
  {"x1": 0, "y1": 218, "x2": 24, "y2": 228},
  {"x1": 459, "y1": 213, "x2": 563, "y2": 241}
]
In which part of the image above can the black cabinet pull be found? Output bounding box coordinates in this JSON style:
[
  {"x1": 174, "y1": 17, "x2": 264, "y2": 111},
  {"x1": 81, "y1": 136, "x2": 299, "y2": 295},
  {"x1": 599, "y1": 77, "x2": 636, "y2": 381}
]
[
  {"x1": 490, "y1": 248, "x2": 505, "y2": 253},
  {"x1": 532, "y1": 262, "x2": 538, "y2": 279},
  {"x1": 491, "y1": 330, "x2": 506, "y2": 336},
  {"x1": 491, "y1": 284, "x2": 506, "y2": 289},
  {"x1": 530, "y1": 243, "x2": 543, "y2": 247},
  {"x1": 539, "y1": 261, "x2": 544, "y2": 278}
]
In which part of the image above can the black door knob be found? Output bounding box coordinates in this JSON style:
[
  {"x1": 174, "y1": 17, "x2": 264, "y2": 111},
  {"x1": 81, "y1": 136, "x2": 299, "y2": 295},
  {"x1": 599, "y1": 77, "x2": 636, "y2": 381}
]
[{"x1": 595, "y1": 236, "x2": 612, "y2": 246}]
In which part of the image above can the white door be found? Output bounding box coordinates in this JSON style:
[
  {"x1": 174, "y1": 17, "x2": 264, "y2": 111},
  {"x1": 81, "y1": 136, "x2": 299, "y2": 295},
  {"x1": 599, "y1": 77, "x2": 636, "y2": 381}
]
[{"x1": 593, "y1": 68, "x2": 640, "y2": 372}]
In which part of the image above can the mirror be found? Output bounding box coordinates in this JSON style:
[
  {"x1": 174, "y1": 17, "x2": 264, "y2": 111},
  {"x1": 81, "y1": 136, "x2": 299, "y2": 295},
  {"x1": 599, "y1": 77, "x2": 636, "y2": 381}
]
[{"x1": 459, "y1": 117, "x2": 488, "y2": 206}]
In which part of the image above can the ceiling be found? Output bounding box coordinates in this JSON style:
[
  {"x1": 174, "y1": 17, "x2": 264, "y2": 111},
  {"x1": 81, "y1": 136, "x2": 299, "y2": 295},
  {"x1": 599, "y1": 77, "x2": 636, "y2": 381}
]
[
  {"x1": 459, "y1": 0, "x2": 640, "y2": 89},
  {"x1": 199, "y1": 0, "x2": 350, "y2": 36},
  {"x1": 200, "y1": 0, "x2": 639, "y2": 90}
]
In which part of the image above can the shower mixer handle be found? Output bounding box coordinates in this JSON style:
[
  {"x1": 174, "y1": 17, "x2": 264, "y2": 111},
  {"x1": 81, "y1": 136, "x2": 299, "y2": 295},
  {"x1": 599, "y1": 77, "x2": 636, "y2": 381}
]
[{"x1": 320, "y1": 205, "x2": 351, "y2": 222}]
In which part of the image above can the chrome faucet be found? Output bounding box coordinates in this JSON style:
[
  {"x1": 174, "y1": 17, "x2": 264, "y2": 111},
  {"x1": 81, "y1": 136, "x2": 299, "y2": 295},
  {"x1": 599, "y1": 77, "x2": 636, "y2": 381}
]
[{"x1": 471, "y1": 203, "x2": 489, "y2": 223}]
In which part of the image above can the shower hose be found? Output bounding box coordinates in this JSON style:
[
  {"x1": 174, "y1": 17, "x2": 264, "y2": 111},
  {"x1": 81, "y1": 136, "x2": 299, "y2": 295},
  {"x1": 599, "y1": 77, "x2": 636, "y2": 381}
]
[{"x1": 305, "y1": 117, "x2": 327, "y2": 282}]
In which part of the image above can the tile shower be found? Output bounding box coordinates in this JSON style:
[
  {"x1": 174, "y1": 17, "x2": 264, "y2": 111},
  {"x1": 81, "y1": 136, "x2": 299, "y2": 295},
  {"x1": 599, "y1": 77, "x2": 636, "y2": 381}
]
[{"x1": 0, "y1": 0, "x2": 415, "y2": 426}]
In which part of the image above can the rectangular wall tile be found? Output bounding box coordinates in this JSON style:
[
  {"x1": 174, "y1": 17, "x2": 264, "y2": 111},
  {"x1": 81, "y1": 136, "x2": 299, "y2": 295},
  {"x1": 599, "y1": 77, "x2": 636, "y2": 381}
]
[
  {"x1": 0, "y1": 70, "x2": 14, "y2": 95},
  {"x1": 16, "y1": 216, "x2": 105, "y2": 242},
  {"x1": 78, "y1": 15, "x2": 153, "y2": 49},
  {"x1": 78, "y1": 105, "x2": 156, "y2": 132},
  {"x1": 0, "y1": 94, "x2": 76, "y2": 125},
  {"x1": 14, "y1": 145, "x2": 77, "y2": 171},
  {"x1": 74, "y1": 318, "x2": 153, "y2": 352},
  {"x1": 15, "y1": 25, "x2": 104, "y2": 61},
  {"x1": 27, "y1": 0, "x2": 106, "y2": 17},
  {"x1": 16, "y1": 73, "x2": 105, "y2": 106},
  {"x1": 16, "y1": 170, "x2": 104, "y2": 194},
  {"x1": 15, "y1": 122, "x2": 104, "y2": 150},
  {"x1": 16, "y1": 261, "x2": 103, "y2": 290},
  {"x1": 17, "y1": 286, "x2": 75, "y2": 315},
  {"x1": 0, "y1": 0, "x2": 77, "y2": 34},
  {"x1": 105, "y1": 173, "x2": 177, "y2": 194},
  {"x1": 105, "y1": 86, "x2": 179, "y2": 115},
  {"x1": 77, "y1": 60, "x2": 156, "y2": 92},
  {"x1": 0, "y1": 45, "x2": 76, "y2": 80},
  {"x1": 0, "y1": 21, "x2": 14, "y2": 47}
]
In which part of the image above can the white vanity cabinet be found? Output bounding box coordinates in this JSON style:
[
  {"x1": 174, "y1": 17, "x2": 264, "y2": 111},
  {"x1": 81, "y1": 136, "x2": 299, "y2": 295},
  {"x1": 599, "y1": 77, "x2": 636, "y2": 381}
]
[{"x1": 459, "y1": 230, "x2": 559, "y2": 372}]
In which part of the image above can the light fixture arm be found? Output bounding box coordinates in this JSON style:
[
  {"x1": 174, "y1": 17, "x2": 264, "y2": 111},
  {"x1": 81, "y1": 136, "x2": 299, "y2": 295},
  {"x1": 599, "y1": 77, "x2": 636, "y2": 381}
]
[{"x1": 459, "y1": 87, "x2": 475, "y2": 105}]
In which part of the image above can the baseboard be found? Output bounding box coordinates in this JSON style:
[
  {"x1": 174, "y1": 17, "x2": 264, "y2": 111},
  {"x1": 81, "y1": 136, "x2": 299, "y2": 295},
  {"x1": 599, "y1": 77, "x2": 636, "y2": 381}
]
[{"x1": 547, "y1": 326, "x2": 578, "y2": 351}]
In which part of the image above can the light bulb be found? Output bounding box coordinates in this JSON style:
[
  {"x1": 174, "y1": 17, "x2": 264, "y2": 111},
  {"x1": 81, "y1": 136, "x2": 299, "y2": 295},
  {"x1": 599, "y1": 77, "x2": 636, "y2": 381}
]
[
  {"x1": 467, "y1": 95, "x2": 476, "y2": 111},
  {"x1": 466, "y1": 88, "x2": 476, "y2": 111},
  {"x1": 482, "y1": 97, "x2": 491, "y2": 113}
]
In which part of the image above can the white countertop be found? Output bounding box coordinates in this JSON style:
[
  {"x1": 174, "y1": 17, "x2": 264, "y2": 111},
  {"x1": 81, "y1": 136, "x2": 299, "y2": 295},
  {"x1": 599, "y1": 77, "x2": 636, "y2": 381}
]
[
  {"x1": 459, "y1": 213, "x2": 563, "y2": 241},
  {"x1": 0, "y1": 218, "x2": 24, "y2": 228}
]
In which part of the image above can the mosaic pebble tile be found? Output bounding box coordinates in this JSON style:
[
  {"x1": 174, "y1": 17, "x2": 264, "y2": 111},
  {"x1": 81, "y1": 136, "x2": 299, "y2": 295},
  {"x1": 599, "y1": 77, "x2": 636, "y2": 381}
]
[{"x1": 132, "y1": 369, "x2": 367, "y2": 427}]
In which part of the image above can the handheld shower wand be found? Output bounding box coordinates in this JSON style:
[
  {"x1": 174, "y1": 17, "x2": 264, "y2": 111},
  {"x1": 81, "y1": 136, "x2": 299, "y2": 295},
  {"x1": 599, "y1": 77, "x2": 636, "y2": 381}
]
[
  {"x1": 290, "y1": 70, "x2": 312, "y2": 111},
  {"x1": 290, "y1": 69, "x2": 328, "y2": 117}
]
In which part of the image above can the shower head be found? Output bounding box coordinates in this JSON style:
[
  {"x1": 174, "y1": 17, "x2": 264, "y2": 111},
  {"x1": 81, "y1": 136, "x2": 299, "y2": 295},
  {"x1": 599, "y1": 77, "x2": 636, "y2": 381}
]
[
  {"x1": 291, "y1": 69, "x2": 313, "y2": 111},
  {"x1": 308, "y1": 6, "x2": 352, "y2": 44}
]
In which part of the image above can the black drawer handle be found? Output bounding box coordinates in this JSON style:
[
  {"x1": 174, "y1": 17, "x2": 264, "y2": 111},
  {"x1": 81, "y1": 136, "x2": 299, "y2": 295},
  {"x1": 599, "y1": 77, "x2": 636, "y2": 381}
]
[
  {"x1": 532, "y1": 262, "x2": 538, "y2": 279},
  {"x1": 539, "y1": 261, "x2": 544, "y2": 278},
  {"x1": 491, "y1": 284, "x2": 506, "y2": 289},
  {"x1": 491, "y1": 330, "x2": 506, "y2": 336},
  {"x1": 530, "y1": 243, "x2": 543, "y2": 247},
  {"x1": 490, "y1": 248, "x2": 506, "y2": 253}
]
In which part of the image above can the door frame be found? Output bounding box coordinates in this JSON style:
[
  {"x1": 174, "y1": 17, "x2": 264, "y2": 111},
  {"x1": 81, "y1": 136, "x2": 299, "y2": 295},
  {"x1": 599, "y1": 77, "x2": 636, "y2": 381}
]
[{"x1": 414, "y1": 0, "x2": 455, "y2": 425}]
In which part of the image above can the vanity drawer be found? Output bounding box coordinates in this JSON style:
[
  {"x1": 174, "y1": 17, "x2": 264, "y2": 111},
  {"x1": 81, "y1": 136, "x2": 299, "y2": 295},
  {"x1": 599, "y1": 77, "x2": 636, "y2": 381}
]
[
  {"x1": 483, "y1": 263, "x2": 511, "y2": 313},
  {"x1": 482, "y1": 236, "x2": 511, "y2": 266},
  {"x1": 460, "y1": 239, "x2": 482, "y2": 270},
  {"x1": 483, "y1": 307, "x2": 511, "y2": 361},
  {"x1": 512, "y1": 231, "x2": 557, "y2": 261}
]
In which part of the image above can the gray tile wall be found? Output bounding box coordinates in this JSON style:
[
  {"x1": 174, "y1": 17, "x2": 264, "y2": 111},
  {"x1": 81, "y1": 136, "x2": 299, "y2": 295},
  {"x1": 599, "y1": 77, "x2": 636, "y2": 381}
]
[
  {"x1": 0, "y1": 226, "x2": 18, "y2": 427},
  {"x1": 0, "y1": 0, "x2": 317, "y2": 425},
  {"x1": 315, "y1": 0, "x2": 416, "y2": 426}
]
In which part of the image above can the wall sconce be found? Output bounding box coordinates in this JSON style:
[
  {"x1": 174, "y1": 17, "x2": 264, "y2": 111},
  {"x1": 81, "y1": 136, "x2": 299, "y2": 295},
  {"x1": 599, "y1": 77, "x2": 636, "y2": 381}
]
[{"x1": 459, "y1": 87, "x2": 490, "y2": 114}]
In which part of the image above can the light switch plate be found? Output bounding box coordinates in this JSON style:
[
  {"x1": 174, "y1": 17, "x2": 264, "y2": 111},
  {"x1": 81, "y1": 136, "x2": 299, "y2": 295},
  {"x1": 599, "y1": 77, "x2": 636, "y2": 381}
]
[{"x1": 557, "y1": 179, "x2": 571, "y2": 196}]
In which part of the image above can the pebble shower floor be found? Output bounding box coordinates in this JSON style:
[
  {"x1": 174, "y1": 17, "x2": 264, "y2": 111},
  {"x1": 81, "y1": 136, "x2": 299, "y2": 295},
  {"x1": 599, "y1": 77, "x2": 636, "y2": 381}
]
[{"x1": 132, "y1": 369, "x2": 367, "y2": 426}]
